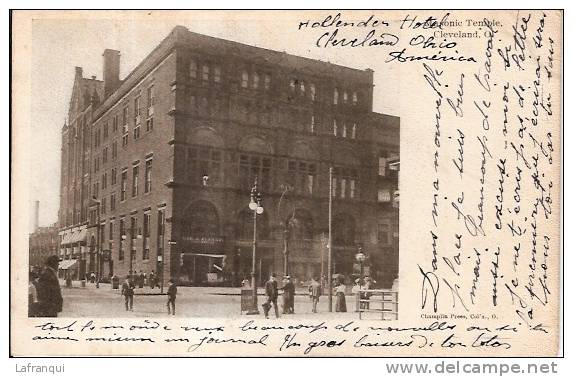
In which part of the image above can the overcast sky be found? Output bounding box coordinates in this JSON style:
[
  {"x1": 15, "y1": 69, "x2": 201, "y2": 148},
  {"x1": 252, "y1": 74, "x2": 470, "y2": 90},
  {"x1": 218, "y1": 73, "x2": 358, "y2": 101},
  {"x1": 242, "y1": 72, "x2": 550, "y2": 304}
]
[{"x1": 28, "y1": 11, "x2": 402, "y2": 231}]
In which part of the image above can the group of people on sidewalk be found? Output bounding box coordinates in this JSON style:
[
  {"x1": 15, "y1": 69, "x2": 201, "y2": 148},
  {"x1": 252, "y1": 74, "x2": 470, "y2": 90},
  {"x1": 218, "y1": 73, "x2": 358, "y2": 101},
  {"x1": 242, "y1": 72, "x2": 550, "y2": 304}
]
[
  {"x1": 259, "y1": 273, "x2": 350, "y2": 318},
  {"x1": 121, "y1": 275, "x2": 177, "y2": 315}
]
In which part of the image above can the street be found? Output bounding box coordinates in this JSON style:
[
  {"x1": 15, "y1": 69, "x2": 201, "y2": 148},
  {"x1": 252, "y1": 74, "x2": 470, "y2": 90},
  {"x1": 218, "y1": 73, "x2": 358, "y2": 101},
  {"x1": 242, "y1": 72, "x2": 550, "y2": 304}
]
[{"x1": 59, "y1": 280, "x2": 359, "y2": 320}]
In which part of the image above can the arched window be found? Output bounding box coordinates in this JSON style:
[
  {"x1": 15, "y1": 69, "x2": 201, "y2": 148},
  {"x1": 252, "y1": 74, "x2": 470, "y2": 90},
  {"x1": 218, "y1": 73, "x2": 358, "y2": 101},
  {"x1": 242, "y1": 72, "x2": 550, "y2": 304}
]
[
  {"x1": 287, "y1": 208, "x2": 313, "y2": 241},
  {"x1": 182, "y1": 201, "x2": 220, "y2": 239},
  {"x1": 332, "y1": 214, "x2": 356, "y2": 246},
  {"x1": 237, "y1": 209, "x2": 270, "y2": 240},
  {"x1": 238, "y1": 136, "x2": 273, "y2": 191}
]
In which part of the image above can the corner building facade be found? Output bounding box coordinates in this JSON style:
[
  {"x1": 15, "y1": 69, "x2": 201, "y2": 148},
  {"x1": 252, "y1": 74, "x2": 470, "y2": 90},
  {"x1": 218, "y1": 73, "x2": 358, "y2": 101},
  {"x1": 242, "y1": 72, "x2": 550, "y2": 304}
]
[{"x1": 58, "y1": 26, "x2": 399, "y2": 288}]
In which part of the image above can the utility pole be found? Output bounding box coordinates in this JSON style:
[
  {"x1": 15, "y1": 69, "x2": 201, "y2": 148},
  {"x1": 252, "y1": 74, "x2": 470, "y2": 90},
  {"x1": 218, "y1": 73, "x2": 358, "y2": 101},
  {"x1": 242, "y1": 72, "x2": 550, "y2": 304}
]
[{"x1": 328, "y1": 166, "x2": 333, "y2": 312}]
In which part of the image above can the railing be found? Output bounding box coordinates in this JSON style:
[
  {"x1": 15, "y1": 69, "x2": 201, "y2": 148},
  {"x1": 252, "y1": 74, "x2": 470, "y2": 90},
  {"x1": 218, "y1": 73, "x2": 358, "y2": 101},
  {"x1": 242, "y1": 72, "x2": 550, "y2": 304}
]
[{"x1": 356, "y1": 289, "x2": 398, "y2": 320}]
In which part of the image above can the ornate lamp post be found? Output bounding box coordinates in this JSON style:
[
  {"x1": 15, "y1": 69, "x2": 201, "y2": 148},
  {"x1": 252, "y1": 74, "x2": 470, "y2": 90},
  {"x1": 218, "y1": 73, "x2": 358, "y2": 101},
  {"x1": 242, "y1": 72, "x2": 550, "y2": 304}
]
[{"x1": 247, "y1": 177, "x2": 263, "y2": 315}]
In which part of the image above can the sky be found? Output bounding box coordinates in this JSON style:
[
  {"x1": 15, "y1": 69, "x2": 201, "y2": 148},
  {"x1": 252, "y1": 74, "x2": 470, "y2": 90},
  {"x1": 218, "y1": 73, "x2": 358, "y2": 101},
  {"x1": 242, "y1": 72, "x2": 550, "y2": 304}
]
[{"x1": 27, "y1": 11, "x2": 402, "y2": 231}]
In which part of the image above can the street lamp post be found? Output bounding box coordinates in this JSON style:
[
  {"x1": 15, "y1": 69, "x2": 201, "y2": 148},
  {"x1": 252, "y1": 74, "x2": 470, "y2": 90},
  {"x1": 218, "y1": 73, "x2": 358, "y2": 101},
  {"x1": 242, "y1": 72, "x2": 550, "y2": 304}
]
[
  {"x1": 277, "y1": 184, "x2": 292, "y2": 277},
  {"x1": 89, "y1": 197, "x2": 102, "y2": 288},
  {"x1": 247, "y1": 177, "x2": 263, "y2": 315}
]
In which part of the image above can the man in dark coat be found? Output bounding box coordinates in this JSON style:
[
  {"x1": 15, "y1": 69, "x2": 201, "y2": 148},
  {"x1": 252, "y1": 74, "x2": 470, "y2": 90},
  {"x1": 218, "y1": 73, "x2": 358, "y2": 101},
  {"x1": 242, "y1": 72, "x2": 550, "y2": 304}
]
[
  {"x1": 36, "y1": 255, "x2": 63, "y2": 317},
  {"x1": 263, "y1": 273, "x2": 279, "y2": 319},
  {"x1": 166, "y1": 279, "x2": 177, "y2": 315},
  {"x1": 282, "y1": 276, "x2": 295, "y2": 314},
  {"x1": 121, "y1": 276, "x2": 134, "y2": 311}
]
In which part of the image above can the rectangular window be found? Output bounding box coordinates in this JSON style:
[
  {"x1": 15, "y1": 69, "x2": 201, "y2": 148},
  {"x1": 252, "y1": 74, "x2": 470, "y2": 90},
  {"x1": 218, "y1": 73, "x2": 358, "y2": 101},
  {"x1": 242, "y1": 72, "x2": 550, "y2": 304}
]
[
  {"x1": 343, "y1": 91, "x2": 348, "y2": 103},
  {"x1": 241, "y1": 71, "x2": 249, "y2": 88},
  {"x1": 145, "y1": 158, "x2": 152, "y2": 193},
  {"x1": 342, "y1": 123, "x2": 347, "y2": 138},
  {"x1": 101, "y1": 197, "x2": 107, "y2": 215},
  {"x1": 253, "y1": 73, "x2": 259, "y2": 89},
  {"x1": 350, "y1": 179, "x2": 356, "y2": 199},
  {"x1": 378, "y1": 157, "x2": 387, "y2": 176},
  {"x1": 147, "y1": 85, "x2": 155, "y2": 117},
  {"x1": 134, "y1": 96, "x2": 141, "y2": 123},
  {"x1": 132, "y1": 165, "x2": 139, "y2": 197},
  {"x1": 143, "y1": 212, "x2": 150, "y2": 260},
  {"x1": 300, "y1": 81, "x2": 306, "y2": 95},
  {"x1": 378, "y1": 189, "x2": 391, "y2": 202},
  {"x1": 264, "y1": 74, "x2": 271, "y2": 90},
  {"x1": 238, "y1": 154, "x2": 272, "y2": 191},
  {"x1": 352, "y1": 91, "x2": 358, "y2": 105},
  {"x1": 190, "y1": 59, "x2": 198, "y2": 79},
  {"x1": 202, "y1": 65, "x2": 210, "y2": 81},
  {"x1": 310, "y1": 83, "x2": 316, "y2": 101},
  {"x1": 112, "y1": 141, "x2": 117, "y2": 159},
  {"x1": 122, "y1": 106, "x2": 129, "y2": 133},
  {"x1": 103, "y1": 122, "x2": 109, "y2": 139},
  {"x1": 188, "y1": 147, "x2": 221, "y2": 186},
  {"x1": 351, "y1": 123, "x2": 357, "y2": 139},
  {"x1": 214, "y1": 66, "x2": 221, "y2": 83},
  {"x1": 121, "y1": 169, "x2": 127, "y2": 201},
  {"x1": 111, "y1": 168, "x2": 117, "y2": 185},
  {"x1": 113, "y1": 115, "x2": 119, "y2": 133},
  {"x1": 157, "y1": 209, "x2": 165, "y2": 257},
  {"x1": 133, "y1": 125, "x2": 140, "y2": 140},
  {"x1": 333, "y1": 119, "x2": 338, "y2": 136},
  {"x1": 110, "y1": 192, "x2": 116, "y2": 211},
  {"x1": 310, "y1": 115, "x2": 315, "y2": 134},
  {"x1": 146, "y1": 117, "x2": 154, "y2": 132},
  {"x1": 109, "y1": 221, "x2": 114, "y2": 241},
  {"x1": 102, "y1": 172, "x2": 107, "y2": 189},
  {"x1": 332, "y1": 177, "x2": 337, "y2": 197},
  {"x1": 102, "y1": 147, "x2": 108, "y2": 163},
  {"x1": 333, "y1": 88, "x2": 339, "y2": 105},
  {"x1": 340, "y1": 178, "x2": 346, "y2": 198}
]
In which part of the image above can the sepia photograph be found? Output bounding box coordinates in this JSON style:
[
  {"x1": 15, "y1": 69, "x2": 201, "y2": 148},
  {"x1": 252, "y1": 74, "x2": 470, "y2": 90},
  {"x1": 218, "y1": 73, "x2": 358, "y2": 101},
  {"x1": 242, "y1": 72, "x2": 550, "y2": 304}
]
[
  {"x1": 11, "y1": 9, "x2": 562, "y2": 358},
  {"x1": 26, "y1": 22, "x2": 400, "y2": 321}
]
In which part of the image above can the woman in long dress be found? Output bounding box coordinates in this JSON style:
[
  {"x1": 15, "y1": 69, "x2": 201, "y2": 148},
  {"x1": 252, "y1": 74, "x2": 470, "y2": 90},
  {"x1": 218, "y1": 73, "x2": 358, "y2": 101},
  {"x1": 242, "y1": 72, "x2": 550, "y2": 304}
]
[{"x1": 335, "y1": 281, "x2": 347, "y2": 312}]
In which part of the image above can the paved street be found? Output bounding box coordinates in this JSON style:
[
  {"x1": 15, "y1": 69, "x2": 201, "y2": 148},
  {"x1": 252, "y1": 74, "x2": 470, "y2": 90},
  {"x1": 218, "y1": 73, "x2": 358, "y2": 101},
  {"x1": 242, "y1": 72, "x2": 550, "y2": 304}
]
[{"x1": 59, "y1": 280, "x2": 359, "y2": 320}]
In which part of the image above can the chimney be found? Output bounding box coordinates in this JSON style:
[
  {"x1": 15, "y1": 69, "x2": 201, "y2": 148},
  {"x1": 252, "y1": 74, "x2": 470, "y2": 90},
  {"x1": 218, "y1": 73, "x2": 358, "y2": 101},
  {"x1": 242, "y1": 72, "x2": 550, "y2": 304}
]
[
  {"x1": 103, "y1": 49, "x2": 121, "y2": 97},
  {"x1": 34, "y1": 200, "x2": 39, "y2": 232},
  {"x1": 75, "y1": 66, "x2": 83, "y2": 78}
]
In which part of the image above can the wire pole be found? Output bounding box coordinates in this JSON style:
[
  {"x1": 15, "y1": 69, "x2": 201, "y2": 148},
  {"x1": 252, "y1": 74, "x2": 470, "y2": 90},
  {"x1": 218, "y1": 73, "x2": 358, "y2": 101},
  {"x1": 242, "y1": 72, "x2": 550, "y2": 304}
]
[{"x1": 328, "y1": 166, "x2": 333, "y2": 312}]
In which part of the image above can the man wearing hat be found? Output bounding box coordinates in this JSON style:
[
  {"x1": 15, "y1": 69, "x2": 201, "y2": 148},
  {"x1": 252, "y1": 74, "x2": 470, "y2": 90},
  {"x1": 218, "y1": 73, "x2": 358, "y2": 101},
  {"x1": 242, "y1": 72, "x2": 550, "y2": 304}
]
[
  {"x1": 36, "y1": 255, "x2": 63, "y2": 317},
  {"x1": 263, "y1": 272, "x2": 279, "y2": 318}
]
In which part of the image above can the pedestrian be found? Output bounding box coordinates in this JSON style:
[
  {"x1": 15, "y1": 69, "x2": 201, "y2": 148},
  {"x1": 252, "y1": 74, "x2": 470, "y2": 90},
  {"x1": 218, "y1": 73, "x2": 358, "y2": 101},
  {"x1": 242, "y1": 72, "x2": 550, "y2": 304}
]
[
  {"x1": 282, "y1": 275, "x2": 295, "y2": 314},
  {"x1": 335, "y1": 278, "x2": 347, "y2": 313},
  {"x1": 149, "y1": 270, "x2": 156, "y2": 289},
  {"x1": 28, "y1": 271, "x2": 39, "y2": 317},
  {"x1": 90, "y1": 271, "x2": 96, "y2": 284},
  {"x1": 139, "y1": 272, "x2": 145, "y2": 288},
  {"x1": 263, "y1": 272, "x2": 279, "y2": 319},
  {"x1": 166, "y1": 279, "x2": 177, "y2": 315},
  {"x1": 309, "y1": 276, "x2": 322, "y2": 313},
  {"x1": 362, "y1": 276, "x2": 373, "y2": 309},
  {"x1": 36, "y1": 255, "x2": 63, "y2": 317},
  {"x1": 121, "y1": 276, "x2": 134, "y2": 311}
]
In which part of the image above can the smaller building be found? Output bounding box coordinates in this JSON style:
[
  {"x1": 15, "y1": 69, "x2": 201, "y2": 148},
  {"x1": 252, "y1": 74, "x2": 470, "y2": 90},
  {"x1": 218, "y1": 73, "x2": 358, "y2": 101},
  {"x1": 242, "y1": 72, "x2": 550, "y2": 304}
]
[{"x1": 29, "y1": 224, "x2": 60, "y2": 270}]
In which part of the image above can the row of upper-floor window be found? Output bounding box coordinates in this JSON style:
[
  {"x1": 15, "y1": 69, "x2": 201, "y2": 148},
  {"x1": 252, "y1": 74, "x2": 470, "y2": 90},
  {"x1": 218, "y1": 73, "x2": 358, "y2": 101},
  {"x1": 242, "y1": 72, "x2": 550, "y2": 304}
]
[{"x1": 188, "y1": 58, "x2": 364, "y2": 106}]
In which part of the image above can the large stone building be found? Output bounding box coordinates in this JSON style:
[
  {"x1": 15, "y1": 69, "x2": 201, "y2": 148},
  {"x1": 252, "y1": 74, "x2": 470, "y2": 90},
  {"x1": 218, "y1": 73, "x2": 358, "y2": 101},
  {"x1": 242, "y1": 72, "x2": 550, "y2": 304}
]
[
  {"x1": 58, "y1": 26, "x2": 399, "y2": 288},
  {"x1": 29, "y1": 224, "x2": 60, "y2": 270}
]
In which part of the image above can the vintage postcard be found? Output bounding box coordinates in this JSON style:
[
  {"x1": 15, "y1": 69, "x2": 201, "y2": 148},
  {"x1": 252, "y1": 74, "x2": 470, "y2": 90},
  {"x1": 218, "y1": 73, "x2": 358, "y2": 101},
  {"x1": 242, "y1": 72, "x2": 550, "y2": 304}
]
[{"x1": 10, "y1": 9, "x2": 562, "y2": 357}]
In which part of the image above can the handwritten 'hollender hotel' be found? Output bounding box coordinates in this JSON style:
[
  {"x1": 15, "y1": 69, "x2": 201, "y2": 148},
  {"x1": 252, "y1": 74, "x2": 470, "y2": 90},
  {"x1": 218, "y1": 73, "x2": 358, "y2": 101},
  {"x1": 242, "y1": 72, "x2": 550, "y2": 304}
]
[{"x1": 57, "y1": 26, "x2": 399, "y2": 288}]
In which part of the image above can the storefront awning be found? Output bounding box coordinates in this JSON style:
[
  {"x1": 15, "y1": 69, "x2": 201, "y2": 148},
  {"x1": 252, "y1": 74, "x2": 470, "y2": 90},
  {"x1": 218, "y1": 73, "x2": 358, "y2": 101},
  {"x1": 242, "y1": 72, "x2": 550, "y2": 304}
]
[
  {"x1": 61, "y1": 229, "x2": 87, "y2": 245},
  {"x1": 59, "y1": 259, "x2": 78, "y2": 270},
  {"x1": 185, "y1": 253, "x2": 225, "y2": 258}
]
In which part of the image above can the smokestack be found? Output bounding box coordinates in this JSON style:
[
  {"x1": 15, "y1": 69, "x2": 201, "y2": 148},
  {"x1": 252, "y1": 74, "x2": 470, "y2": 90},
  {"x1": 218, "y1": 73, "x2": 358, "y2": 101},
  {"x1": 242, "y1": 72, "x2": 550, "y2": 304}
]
[
  {"x1": 34, "y1": 200, "x2": 39, "y2": 232},
  {"x1": 103, "y1": 49, "x2": 121, "y2": 97}
]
